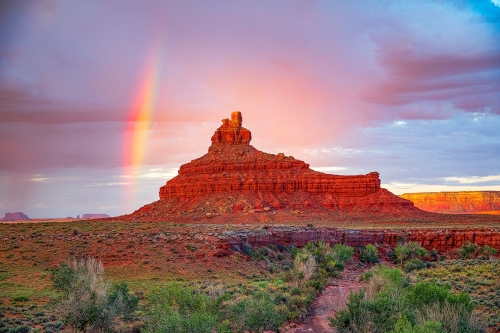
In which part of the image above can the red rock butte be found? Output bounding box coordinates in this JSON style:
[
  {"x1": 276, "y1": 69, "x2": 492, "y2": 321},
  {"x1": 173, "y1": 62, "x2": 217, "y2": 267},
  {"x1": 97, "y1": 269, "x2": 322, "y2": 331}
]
[{"x1": 127, "y1": 112, "x2": 417, "y2": 222}]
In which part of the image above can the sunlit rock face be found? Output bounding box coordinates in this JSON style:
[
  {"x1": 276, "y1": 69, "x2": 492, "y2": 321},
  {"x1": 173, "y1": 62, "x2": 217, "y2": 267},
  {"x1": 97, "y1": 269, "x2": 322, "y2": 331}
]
[
  {"x1": 400, "y1": 191, "x2": 500, "y2": 214},
  {"x1": 127, "y1": 112, "x2": 416, "y2": 221}
]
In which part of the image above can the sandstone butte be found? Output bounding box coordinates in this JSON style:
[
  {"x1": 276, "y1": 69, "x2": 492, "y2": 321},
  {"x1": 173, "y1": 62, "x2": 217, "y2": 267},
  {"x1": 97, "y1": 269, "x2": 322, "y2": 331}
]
[
  {"x1": 0, "y1": 212, "x2": 30, "y2": 221},
  {"x1": 400, "y1": 191, "x2": 500, "y2": 215},
  {"x1": 125, "y1": 111, "x2": 422, "y2": 222}
]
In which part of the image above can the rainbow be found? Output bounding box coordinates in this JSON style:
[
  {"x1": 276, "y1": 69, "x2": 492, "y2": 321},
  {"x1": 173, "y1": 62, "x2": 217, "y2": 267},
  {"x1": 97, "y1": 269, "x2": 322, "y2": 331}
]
[{"x1": 123, "y1": 47, "x2": 164, "y2": 210}]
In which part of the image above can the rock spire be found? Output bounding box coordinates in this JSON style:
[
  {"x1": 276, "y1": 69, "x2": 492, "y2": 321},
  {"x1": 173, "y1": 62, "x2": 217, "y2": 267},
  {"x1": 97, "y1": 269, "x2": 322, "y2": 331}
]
[{"x1": 210, "y1": 111, "x2": 252, "y2": 145}]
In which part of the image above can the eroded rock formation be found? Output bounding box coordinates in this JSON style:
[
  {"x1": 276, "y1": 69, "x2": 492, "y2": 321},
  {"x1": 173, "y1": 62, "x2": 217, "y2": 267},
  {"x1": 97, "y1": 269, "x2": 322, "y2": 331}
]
[
  {"x1": 400, "y1": 191, "x2": 500, "y2": 214},
  {"x1": 127, "y1": 111, "x2": 417, "y2": 221},
  {"x1": 1, "y1": 212, "x2": 30, "y2": 221}
]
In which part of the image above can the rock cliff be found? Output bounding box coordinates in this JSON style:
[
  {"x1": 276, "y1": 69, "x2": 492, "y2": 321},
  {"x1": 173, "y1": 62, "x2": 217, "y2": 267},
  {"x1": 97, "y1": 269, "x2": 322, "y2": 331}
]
[
  {"x1": 400, "y1": 191, "x2": 500, "y2": 214},
  {"x1": 125, "y1": 111, "x2": 417, "y2": 222},
  {"x1": 220, "y1": 226, "x2": 500, "y2": 251}
]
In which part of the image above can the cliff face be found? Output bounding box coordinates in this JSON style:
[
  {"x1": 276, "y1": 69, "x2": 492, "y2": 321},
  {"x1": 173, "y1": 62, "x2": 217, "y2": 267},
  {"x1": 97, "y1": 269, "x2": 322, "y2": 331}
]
[
  {"x1": 221, "y1": 227, "x2": 500, "y2": 251},
  {"x1": 400, "y1": 191, "x2": 500, "y2": 214},
  {"x1": 126, "y1": 111, "x2": 416, "y2": 221}
]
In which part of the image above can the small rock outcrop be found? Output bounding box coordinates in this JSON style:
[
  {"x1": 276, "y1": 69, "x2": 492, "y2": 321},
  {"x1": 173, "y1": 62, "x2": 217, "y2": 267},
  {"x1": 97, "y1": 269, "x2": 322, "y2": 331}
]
[
  {"x1": 125, "y1": 111, "x2": 417, "y2": 222},
  {"x1": 1, "y1": 212, "x2": 30, "y2": 221},
  {"x1": 400, "y1": 191, "x2": 500, "y2": 214},
  {"x1": 210, "y1": 111, "x2": 252, "y2": 145}
]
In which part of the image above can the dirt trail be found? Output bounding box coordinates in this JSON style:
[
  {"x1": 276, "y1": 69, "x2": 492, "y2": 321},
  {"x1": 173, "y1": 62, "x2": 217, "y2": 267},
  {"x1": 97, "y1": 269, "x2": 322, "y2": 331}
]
[{"x1": 282, "y1": 264, "x2": 367, "y2": 333}]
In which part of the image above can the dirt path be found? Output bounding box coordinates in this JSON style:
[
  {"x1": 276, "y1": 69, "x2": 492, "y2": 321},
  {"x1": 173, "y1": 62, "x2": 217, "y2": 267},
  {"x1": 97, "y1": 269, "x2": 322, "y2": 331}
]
[{"x1": 282, "y1": 264, "x2": 368, "y2": 333}]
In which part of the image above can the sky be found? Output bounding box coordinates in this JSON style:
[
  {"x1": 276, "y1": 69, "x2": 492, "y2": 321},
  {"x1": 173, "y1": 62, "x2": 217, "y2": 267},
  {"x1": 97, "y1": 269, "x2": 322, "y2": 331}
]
[{"x1": 0, "y1": 0, "x2": 499, "y2": 218}]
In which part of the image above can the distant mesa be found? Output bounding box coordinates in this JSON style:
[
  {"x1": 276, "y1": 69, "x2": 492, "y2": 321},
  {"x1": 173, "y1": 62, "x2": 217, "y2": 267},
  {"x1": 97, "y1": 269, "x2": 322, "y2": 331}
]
[
  {"x1": 400, "y1": 191, "x2": 500, "y2": 214},
  {"x1": 82, "y1": 214, "x2": 111, "y2": 219},
  {"x1": 123, "y1": 111, "x2": 417, "y2": 222},
  {"x1": 1, "y1": 212, "x2": 30, "y2": 221}
]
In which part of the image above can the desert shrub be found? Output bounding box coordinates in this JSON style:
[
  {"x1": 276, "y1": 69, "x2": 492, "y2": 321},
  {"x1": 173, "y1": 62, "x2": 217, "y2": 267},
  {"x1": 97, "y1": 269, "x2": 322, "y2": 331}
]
[
  {"x1": 51, "y1": 262, "x2": 75, "y2": 293},
  {"x1": 292, "y1": 248, "x2": 317, "y2": 287},
  {"x1": 305, "y1": 241, "x2": 353, "y2": 276},
  {"x1": 360, "y1": 244, "x2": 379, "y2": 263},
  {"x1": 395, "y1": 242, "x2": 429, "y2": 267},
  {"x1": 11, "y1": 295, "x2": 30, "y2": 302},
  {"x1": 430, "y1": 249, "x2": 438, "y2": 261},
  {"x1": 185, "y1": 243, "x2": 199, "y2": 252},
  {"x1": 389, "y1": 316, "x2": 446, "y2": 333},
  {"x1": 289, "y1": 246, "x2": 299, "y2": 259},
  {"x1": 479, "y1": 245, "x2": 498, "y2": 259},
  {"x1": 330, "y1": 290, "x2": 367, "y2": 333},
  {"x1": 396, "y1": 243, "x2": 410, "y2": 267},
  {"x1": 459, "y1": 242, "x2": 478, "y2": 259},
  {"x1": 141, "y1": 284, "x2": 220, "y2": 333},
  {"x1": 332, "y1": 244, "x2": 355, "y2": 265},
  {"x1": 52, "y1": 258, "x2": 137, "y2": 333},
  {"x1": 330, "y1": 265, "x2": 484, "y2": 333},
  {"x1": 260, "y1": 246, "x2": 271, "y2": 257},
  {"x1": 224, "y1": 294, "x2": 286, "y2": 332},
  {"x1": 241, "y1": 242, "x2": 254, "y2": 255},
  {"x1": 108, "y1": 282, "x2": 139, "y2": 320},
  {"x1": 404, "y1": 259, "x2": 425, "y2": 272}
]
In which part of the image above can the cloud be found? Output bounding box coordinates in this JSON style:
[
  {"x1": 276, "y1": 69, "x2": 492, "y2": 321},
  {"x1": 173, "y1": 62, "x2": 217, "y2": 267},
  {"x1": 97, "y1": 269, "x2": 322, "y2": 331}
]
[
  {"x1": 27, "y1": 177, "x2": 48, "y2": 181},
  {"x1": 1, "y1": 0, "x2": 499, "y2": 216},
  {"x1": 445, "y1": 175, "x2": 500, "y2": 184}
]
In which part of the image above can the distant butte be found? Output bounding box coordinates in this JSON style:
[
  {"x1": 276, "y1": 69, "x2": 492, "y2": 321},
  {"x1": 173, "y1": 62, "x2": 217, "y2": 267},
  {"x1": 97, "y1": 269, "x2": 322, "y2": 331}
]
[
  {"x1": 1, "y1": 212, "x2": 30, "y2": 221},
  {"x1": 400, "y1": 191, "x2": 500, "y2": 215},
  {"x1": 124, "y1": 111, "x2": 418, "y2": 222}
]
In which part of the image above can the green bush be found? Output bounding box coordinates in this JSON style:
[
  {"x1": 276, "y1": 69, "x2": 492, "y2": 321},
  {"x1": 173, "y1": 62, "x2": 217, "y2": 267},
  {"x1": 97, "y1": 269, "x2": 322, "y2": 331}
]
[
  {"x1": 395, "y1": 242, "x2": 428, "y2": 267},
  {"x1": 360, "y1": 244, "x2": 379, "y2": 263},
  {"x1": 479, "y1": 245, "x2": 498, "y2": 259},
  {"x1": 389, "y1": 316, "x2": 446, "y2": 333},
  {"x1": 141, "y1": 284, "x2": 220, "y2": 333},
  {"x1": 289, "y1": 246, "x2": 299, "y2": 259},
  {"x1": 241, "y1": 242, "x2": 254, "y2": 255},
  {"x1": 224, "y1": 294, "x2": 286, "y2": 332},
  {"x1": 330, "y1": 265, "x2": 484, "y2": 333},
  {"x1": 404, "y1": 259, "x2": 425, "y2": 272},
  {"x1": 332, "y1": 244, "x2": 355, "y2": 264},
  {"x1": 459, "y1": 241, "x2": 478, "y2": 259},
  {"x1": 108, "y1": 282, "x2": 139, "y2": 320}
]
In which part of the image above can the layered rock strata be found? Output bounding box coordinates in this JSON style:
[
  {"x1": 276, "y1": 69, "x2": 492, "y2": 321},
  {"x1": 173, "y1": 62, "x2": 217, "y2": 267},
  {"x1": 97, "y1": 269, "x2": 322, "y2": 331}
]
[
  {"x1": 400, "y1": 191, "x2": 500, "y2": 214},
  {"x1": 128, "y1": 111, "x2": 416, "y2": 221},
  {"x1": 220, "y1": 227, "x2": 500, "y2": 251}
]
